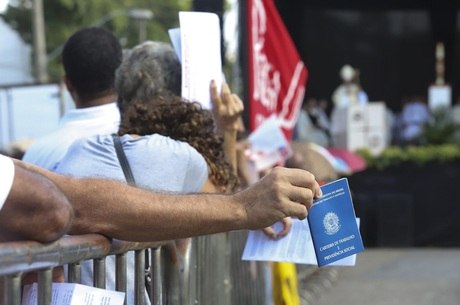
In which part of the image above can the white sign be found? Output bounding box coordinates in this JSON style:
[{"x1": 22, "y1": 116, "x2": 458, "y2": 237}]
[
  {"x1": 428, "y1": 85, "x2": 451, "y2": 110},
  {"x1": 331, "y1": 102, "x2": 388, "y2": 155},
  {"x1": 179, "y1": 11, "x2": 223, "y2": 109}
]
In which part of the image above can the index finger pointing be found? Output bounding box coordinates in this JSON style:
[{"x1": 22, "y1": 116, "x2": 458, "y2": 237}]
[{"x1": 210, "y1": 80, "x2": 221, "y2": 108}]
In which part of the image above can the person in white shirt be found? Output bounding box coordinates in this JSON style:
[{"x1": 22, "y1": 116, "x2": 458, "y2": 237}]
[
  {"x1": 22, "y1": 28, "x2": 122, "y2": 170},
  {"x1": 0, "y1": 155, "x2": 14, "y2": 212},
  {"x1": 331, "y1": 64, "x2": 368, "y2": 110}
]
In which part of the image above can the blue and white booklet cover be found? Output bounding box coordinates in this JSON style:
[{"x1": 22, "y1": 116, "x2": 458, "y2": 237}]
[
  {"x1": 308, "y1": 178, "x2": 364, "y2": 266},
  {"x1": 242, "y1": 178, "x2": 364, "y2": 267}
]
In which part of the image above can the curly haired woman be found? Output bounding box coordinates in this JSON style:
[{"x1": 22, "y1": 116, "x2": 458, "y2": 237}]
[
  {"x1": 116, "y1": 41, "x2": 242, "y2": 192},
  {"x1": 118, "y1": 96, "x2": 239, "y2": 193}
]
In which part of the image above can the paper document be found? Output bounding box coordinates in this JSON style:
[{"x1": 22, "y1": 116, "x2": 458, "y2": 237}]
[
  {"x1": 22, "y1": 283, "x2": 125, "y2": 305},
  {"x1": 242, "y1": 218, "x2": 359, "y2": 266},
  {"x1": 179, "y1": 11, "x2": 223, "y2": 109},
  {"x1": 247, "y1": 115, "x2": 292, "y2": 171},
  {"x1": 168, "y1": 28, "x2": 182, "y2": 62}
]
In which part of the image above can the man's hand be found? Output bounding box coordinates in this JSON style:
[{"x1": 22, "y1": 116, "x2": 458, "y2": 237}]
[{"x1": 234, "y1": 167, "x2": 322, "y2": 230}]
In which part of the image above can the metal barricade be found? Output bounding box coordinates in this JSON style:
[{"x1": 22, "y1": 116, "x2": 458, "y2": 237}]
[
  {"x1": 0, "y1": 231, "x2": 335, "y2": 305},
  {"x1": 0, "y1": 232, "x2": 271, "y2": 305},
  {"x1": 0, "y1": 234, "x2": 167, "y2": 305}
]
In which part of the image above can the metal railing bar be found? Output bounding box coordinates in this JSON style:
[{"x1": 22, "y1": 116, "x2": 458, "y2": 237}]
[
  {"x1": 110, "y1": 240, "x2": 166, "y2": 254},
  {"x1": 4, "y1": 273, "x2": 21, "y2": 305},
  {"x1": 37, "y1": 268, "x2": 52, "y2": 305},
  {"x1": 134, "y1": 249, "x2": 146, "y2": 305},
  {"x1": 93, "y1": 258, "x2": 106, "y2": 289},
  {"x1": 68, "y1": 262, "x2": 81, "y2": 283},
  {"x1": 151, "y1": 247, "x2": 162, "y2": 305},
  {"x1": 0, "y1": 235, "x2": 168, "y2": 277},
  {"x1": 0, "y1": 235, "x2": 110, "y2": 276},
  {"x1": 116, "y1": 253, "x2": 127, "y2": 305}
]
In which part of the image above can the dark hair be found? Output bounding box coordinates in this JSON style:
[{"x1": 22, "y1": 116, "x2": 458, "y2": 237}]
[
  {"x1": 118, "y1": 96, "x2": 239, "y2": 193},
  {"x1": 62, "y1": 27, "x2": 122, "y2": 102}
]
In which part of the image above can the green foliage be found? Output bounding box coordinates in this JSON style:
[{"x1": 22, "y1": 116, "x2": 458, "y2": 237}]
[
  {"x1": 356, "y1": 144, "x2": 460, "y2": 170},
  {"x1": 1, "y1": 0, "x2": 33, "y2": 43},
  {"x1": 356, "y1": 106, "x2": 460, "y2": 170},
  {"x1": 1, "y1": 0, "x2": 191, "y2": 81},
  {"x1": 419, "y1": 107, "x2": 459, "y2": 145}
]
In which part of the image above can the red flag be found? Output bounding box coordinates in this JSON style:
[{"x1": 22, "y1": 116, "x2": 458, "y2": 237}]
[{"x1": 247, "y1": 0, "x2": 308, "y2": 141}]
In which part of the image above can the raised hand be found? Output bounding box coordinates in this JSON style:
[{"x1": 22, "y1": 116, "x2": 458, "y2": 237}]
[{"x1": 210, "y1": 80, "x2": 244, "y2": 133}]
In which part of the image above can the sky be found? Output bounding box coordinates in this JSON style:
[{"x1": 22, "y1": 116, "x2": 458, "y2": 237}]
[{"x1": 0, "y1": 0, "x2": 7, "y2": 13}]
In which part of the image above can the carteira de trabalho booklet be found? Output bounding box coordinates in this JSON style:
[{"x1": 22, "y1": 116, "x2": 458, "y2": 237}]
[{"x1": 308, "y1": 177, "x2": 364, "y2": 266}]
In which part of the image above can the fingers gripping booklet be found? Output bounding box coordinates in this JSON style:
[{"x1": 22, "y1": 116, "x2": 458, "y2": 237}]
[{"x1": 242, "y1": 178, "x2": 364, "y2": 267}]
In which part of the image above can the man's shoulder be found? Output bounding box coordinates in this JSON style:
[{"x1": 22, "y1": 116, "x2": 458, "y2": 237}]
[
  {"x1": 66, "y1": 134, "x2": 113, "y2": 154},
  {"x1": 22, "y1": 132, "x2": 67, "y2": 169}
]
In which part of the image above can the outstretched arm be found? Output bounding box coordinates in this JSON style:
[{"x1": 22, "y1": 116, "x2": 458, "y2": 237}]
[
  {"x1": 0, "y1": 159, "x2": 73, "y2": 242},
  {"x1": 16, "y1": 160, "x2": 321, "y2": 242}
]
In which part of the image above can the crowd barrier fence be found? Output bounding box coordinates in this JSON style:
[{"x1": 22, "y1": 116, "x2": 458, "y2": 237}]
[{"x1": 0, "y1": 230, "x2": 271, "y2": 305}]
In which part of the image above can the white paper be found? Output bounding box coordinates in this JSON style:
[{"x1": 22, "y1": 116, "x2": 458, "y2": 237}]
[
  {"x1": 168, "y1": 28, "x2": 182, "y2": 62},
  {"x1": 247, "y1": 115, "x2": 292, "y2": 171},
  {"x1": 179, "y1": 11, "x2": 223, "y2": 109},
  {"x1": 242, "y1": 218, "x2": 359, "y2": 266},
  {"x1": 428, "y1": 85, "x2": 452, "y2": 110},
  {"x1": 22, "y1": 283, "x2": 125, "y2": 305}
]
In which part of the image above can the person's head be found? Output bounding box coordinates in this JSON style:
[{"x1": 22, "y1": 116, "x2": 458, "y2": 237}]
[
  {"x1": 318, "y1": 98, "x2": 329, "y2": 110},
  {"x1": 340, "y1": 64, "x2": 355, "y2": 83},
  {"x1": 62, "y1": 27, "x2": 122, "y2": 105},
  {"x1": 115, "y1": 41, "x2": 181, "y2": 116},
  {"x1": 303, "y1": 97, "x2": 317, "y2": 110},
  {"x1": 118, "y1": 96, "x2": 239, "y2": 193}
]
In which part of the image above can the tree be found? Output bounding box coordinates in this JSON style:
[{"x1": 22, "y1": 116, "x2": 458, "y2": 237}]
[{"x1": 1, "y1": 0, "x2": 191, "y2": 81}]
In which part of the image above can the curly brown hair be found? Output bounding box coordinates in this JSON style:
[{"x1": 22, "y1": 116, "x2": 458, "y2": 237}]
[{"x1": 118, "y1": 96, "x2": 239, "y2": 193}]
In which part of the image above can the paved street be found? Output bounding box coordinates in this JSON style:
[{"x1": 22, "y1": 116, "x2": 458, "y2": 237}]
[{"x1": 300, "y1": 248, "x2": 460, "y2": 305}]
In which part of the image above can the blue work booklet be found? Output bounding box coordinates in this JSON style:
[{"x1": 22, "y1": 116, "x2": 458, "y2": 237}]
[{"x1": 308, "y1": 178, "x2": 364, "y2": 266}]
